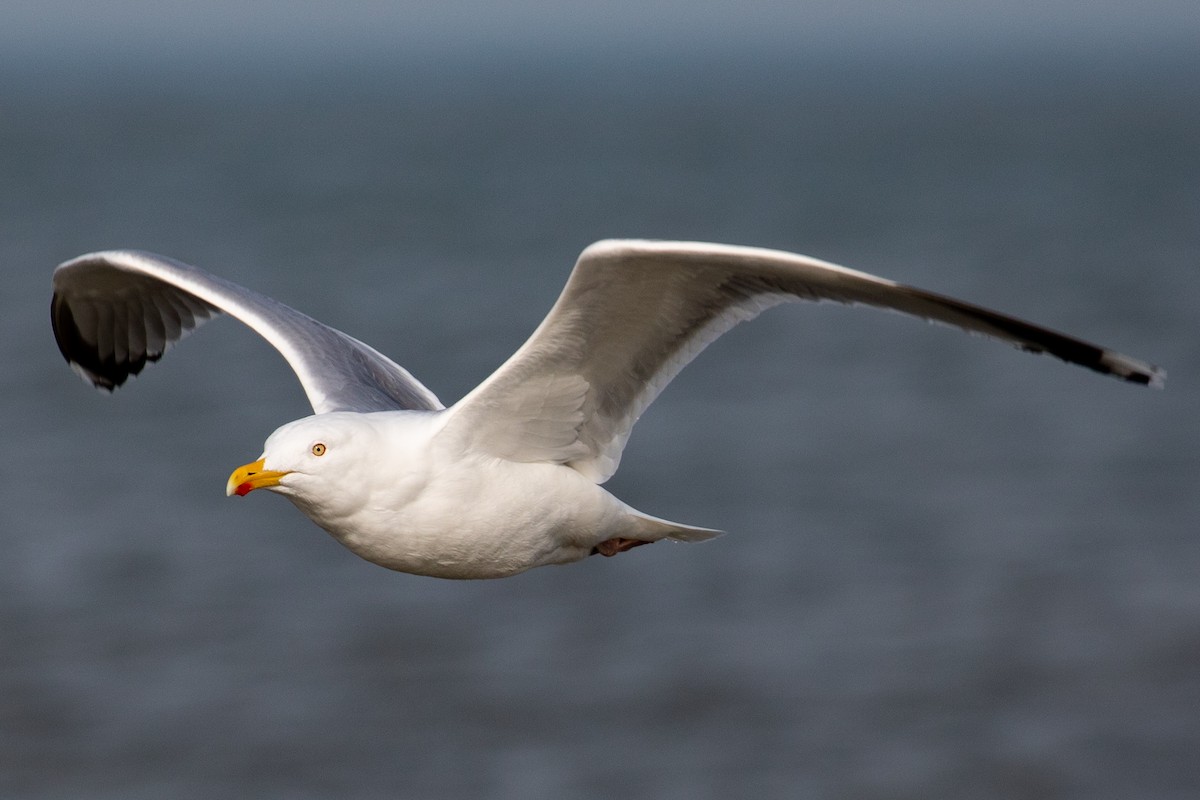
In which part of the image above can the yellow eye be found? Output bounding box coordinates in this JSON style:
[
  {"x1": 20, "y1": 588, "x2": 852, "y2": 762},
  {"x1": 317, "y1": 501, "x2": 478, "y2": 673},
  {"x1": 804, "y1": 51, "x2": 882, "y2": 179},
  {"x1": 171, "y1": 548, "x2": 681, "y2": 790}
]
[{"x1": 311, "y1": 443, "x2": 327, "y2": 457}]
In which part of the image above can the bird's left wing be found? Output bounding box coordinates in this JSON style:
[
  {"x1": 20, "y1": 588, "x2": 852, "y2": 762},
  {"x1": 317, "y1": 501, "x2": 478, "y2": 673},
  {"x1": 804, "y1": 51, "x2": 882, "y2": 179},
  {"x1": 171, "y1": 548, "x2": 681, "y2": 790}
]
[
  {"x1": 442, "y1": 239, "x2": 1162, "y2": 483},
  {"x1": 52, "y1": 250, "x2": 442, "y2": 413}
]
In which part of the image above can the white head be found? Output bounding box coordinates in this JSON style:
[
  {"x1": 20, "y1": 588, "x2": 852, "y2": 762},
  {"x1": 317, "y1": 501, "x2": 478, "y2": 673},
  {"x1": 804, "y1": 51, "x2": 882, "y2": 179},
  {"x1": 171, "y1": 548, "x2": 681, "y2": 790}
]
[{"x1": 226, "y1": 412, "x2": 382, "y2": 523}]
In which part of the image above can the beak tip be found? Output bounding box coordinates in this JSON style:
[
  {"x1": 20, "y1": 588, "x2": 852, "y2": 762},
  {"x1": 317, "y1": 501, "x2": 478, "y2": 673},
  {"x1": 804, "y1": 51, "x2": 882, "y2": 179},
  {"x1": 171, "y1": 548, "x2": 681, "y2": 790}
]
[{"x1": 226, "y1": 458, "x2": 286, "y2": 497}]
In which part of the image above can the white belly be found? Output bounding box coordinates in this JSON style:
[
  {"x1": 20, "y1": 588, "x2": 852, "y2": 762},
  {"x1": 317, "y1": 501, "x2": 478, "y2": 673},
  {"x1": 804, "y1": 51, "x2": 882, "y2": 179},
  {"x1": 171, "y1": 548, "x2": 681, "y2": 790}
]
[{"x1": 309, "y1": 456, "x2": 629, "y2": 579}]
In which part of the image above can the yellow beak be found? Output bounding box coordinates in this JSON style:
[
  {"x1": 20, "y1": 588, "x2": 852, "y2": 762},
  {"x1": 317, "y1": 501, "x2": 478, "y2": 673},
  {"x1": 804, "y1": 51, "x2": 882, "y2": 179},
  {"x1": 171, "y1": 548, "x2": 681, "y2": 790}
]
[{"x1": 226, "y1": 458, "x2": 290, "y2": 497}]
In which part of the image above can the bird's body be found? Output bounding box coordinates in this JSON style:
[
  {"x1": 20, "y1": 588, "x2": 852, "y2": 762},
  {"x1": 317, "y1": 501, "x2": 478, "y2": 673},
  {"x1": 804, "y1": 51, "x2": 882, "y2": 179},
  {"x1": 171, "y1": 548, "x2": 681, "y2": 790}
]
[
  {"x1": 51, "y1": 240, "x2": 1162, "y2": 579},
  {"x1": 251, "y1": 410, "x2": 712, "y2": 578}
]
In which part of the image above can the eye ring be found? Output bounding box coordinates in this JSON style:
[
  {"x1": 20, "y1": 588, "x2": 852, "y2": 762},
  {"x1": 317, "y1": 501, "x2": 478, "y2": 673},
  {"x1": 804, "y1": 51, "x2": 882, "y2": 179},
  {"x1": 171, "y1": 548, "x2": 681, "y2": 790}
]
[{"x1": 311, "y1": 443, "x2": 327, "y2": 457}]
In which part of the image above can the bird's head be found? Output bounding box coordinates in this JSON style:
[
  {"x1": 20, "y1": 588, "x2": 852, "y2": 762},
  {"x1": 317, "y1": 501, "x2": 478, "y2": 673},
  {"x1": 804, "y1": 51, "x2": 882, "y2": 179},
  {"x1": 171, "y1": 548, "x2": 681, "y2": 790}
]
[{"x1": 226, "y1": 413, "x2": 379, "y2": 517}]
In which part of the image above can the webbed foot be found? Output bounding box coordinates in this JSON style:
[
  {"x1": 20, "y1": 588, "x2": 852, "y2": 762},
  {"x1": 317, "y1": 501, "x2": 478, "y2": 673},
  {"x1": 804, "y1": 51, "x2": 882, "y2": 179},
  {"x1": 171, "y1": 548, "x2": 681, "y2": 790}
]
[{"x1": 592, "y1": 538, "x2": 651, "y2": 557}]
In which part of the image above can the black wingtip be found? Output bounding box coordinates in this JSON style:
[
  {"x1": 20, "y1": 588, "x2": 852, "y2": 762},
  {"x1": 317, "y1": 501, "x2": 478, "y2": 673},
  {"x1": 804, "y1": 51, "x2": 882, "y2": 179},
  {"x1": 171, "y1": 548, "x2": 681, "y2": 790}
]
[
  {"x1": 51, "y1": 293, "x2": 147, "y2": 391},
  {"x1": 1095, "y1": 350, "x2": 1165, "y2": 389}
]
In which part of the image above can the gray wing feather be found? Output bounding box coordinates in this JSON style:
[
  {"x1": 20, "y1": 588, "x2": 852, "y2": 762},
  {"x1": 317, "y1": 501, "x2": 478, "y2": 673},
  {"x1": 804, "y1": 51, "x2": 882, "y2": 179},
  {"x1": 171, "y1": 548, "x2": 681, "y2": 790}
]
[
  {"x1": 51, "y1": 250, "x2": 442, "y2": 414},
  {"x1": 446, "y1": 240, "x2": 1162, "y2": 483}
]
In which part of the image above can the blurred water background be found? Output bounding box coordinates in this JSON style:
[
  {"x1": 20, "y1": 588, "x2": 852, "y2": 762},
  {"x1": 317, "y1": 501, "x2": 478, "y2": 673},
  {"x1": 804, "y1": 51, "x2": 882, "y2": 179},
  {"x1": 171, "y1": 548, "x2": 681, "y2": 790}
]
[{"x1": 2, "y1": 4, "x2": 1198, "y2": 798}]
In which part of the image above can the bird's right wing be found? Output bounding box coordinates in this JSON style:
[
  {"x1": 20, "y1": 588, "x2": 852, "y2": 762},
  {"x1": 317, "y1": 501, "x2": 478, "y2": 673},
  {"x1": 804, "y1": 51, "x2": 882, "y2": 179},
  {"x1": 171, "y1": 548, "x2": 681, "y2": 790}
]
[{"x1": 52, "y1": 250, "x2": 443, "y2": 414}]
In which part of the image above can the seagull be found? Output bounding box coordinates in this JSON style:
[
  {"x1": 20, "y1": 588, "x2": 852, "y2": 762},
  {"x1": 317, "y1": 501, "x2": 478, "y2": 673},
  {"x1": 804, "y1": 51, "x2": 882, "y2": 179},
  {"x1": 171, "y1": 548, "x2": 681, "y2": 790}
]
[{"x1": 51, "y1": 240, "x2": 1163, "y2": 579}]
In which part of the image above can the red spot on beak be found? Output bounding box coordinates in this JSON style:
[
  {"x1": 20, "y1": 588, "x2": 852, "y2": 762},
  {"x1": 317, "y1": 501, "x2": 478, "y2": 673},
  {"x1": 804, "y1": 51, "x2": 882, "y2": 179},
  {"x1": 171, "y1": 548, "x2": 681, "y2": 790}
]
[{"x1": 234, "y1": 482, "x2": 254, "y2": 497}]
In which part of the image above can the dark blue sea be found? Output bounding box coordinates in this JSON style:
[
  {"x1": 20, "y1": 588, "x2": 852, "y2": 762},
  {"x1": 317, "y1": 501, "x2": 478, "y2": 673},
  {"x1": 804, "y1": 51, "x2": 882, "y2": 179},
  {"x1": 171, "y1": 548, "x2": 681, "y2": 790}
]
[{"x1": 2, "y1": 43, "x2": 1198, "y2": 799}]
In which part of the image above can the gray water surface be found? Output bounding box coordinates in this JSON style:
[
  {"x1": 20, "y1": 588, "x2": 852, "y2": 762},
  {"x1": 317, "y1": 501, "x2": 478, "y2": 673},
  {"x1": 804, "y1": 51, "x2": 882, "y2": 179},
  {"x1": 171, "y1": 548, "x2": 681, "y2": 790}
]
[{"x1": 2, "y1": 47, "x2": 1198, "y2": 799}]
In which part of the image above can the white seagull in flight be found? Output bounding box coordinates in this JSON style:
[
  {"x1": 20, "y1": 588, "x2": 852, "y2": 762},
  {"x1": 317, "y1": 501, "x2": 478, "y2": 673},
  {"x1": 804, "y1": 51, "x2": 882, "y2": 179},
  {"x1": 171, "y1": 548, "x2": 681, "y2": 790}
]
[{"x1": 52, "y1": 240, "x2": 1163, "y2": 579}]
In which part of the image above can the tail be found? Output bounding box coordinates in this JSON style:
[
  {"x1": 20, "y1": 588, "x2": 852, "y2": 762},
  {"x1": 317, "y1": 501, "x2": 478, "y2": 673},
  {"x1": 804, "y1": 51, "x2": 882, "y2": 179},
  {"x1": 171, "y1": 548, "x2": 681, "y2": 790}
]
[{"x1": 628, "y1": 509, "x2": 724, "y2": 544}]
